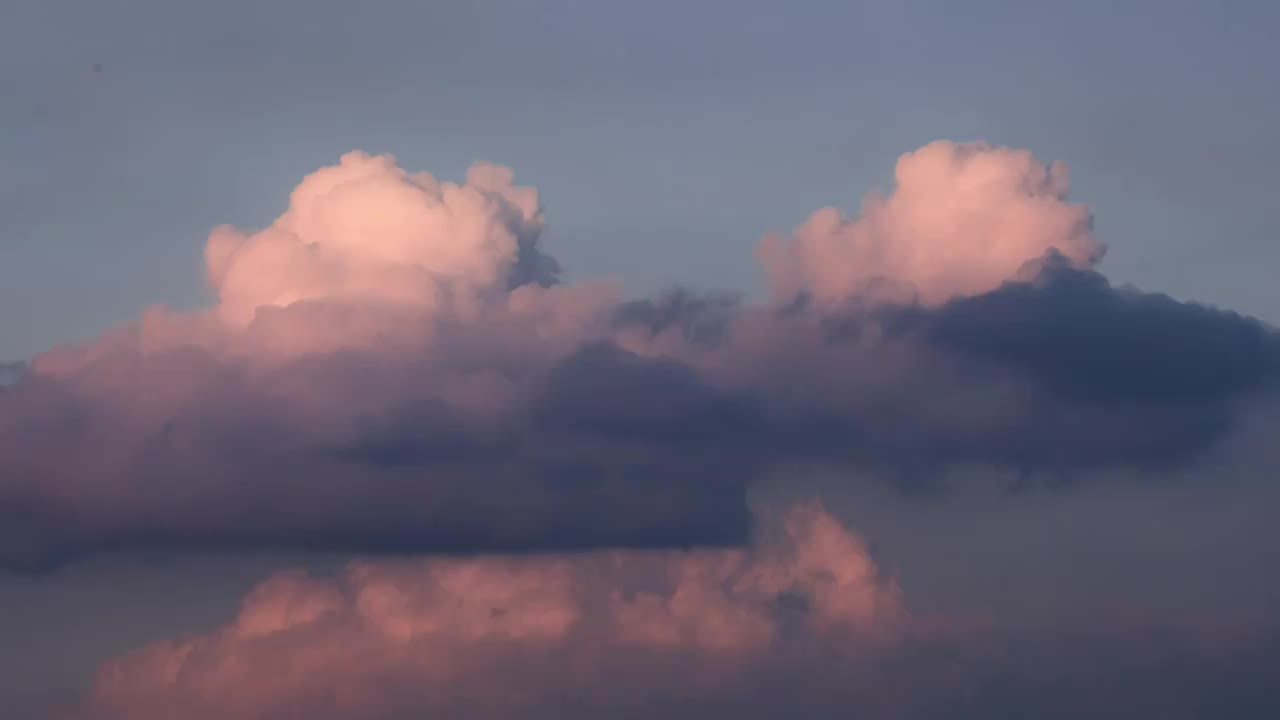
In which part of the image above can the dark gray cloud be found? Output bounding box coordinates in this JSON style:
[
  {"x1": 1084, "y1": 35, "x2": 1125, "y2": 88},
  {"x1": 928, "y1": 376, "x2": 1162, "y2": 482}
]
[
  {"x1": 611, "y1": 288, "x2": 740, "y2": 346},
  {"x1": 919, "y1": 257, "x2": 1280, "y2": 403},
  {"x1": 3, "y1": 260, "x2": 1280, "y2": 570},
  {"x1": 851, "y1": 259, "x2": 1280, "y2": 474},
  {"x1": 0, "y1": 340, "x2": 754, "y2": 571}
]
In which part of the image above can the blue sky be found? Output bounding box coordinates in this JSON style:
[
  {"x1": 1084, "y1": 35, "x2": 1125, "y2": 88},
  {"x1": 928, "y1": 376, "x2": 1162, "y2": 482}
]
[{"x1": 3, "y1": 0, "x2": 1278, "y2": 360}]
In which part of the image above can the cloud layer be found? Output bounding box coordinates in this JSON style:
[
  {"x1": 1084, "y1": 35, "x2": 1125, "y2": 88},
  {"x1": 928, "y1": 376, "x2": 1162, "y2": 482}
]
[
  {"x1": 80, "y1": 502, "x2": 906, "y2": 720},
  {"x1": 2, "y1": 140, "x2": 1279, "y2": 570},
  {"x1": 74, "y1": 501, "x2": 1280, "y2": 720},
  {"x1": 7, "y1": 138, "x2": 1280, "y2": 719}
]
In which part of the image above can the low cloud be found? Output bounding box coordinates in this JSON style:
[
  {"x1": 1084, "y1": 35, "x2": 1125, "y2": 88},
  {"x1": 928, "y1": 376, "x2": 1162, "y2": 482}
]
[
  {"x1": 72, "y1": 501, "x2": 1280, "y2": 720},
  {"x1": 78, "y1": 502, "x2": 908, "y2": 720},
  {"x1": 2, "y1": 141, "x2": 1278, "y2": 570}
]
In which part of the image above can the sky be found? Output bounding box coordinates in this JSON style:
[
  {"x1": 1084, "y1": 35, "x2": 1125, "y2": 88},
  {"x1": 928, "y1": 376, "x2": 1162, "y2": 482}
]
[
  {"x1": 4, "y1": 0, "x2": 1279, "y2": 361},
  {"x1": 2, "y1": 1, "x2": 1280, "y2": 718}
]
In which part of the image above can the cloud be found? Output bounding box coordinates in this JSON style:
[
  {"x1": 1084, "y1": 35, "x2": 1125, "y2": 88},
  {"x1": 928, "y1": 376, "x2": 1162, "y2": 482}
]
[
  {"x1": 759, "y1": 140, "x2": 1104, "y2": 307},
  {"x1": 0, "y1": 339, "x2": 762, "y2": 570},
  {"x1": 78, "y1": 502, "x2": 908, "y2": 720},
  {"x1": 8, "y1": 141, "x2": 1280, "y2": 720},
  {"x1": 920, "y1": 255, "x2": 1280, "y2": 403},
  {"x1": 620, "y1": 261, "x2": 1279, "y2": 477},
  {"x1": 206, "y1": 151, "x2": 558, "y2": 330},
  {"x1": 3, "y1": 141, "x2": 1280, "y2": 570},
  {"x1": 73, "y1": 502, "x2": 1280, "y2": 720}
]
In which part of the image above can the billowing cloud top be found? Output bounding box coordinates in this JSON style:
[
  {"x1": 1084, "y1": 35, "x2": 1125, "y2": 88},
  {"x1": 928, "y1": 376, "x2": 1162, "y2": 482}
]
[
  {"x1": 3, "y1": 140, "x2": 1279, "y2": 571},
  {"x1": 206, "y1": 152, "x2": 557, "y2": 329},
  {"x1": 84, "y1": 503, "x2": 905, "y2": 720},
  {"x1": 760, "y1": 140, "x2": 1103, "y2": 306}
]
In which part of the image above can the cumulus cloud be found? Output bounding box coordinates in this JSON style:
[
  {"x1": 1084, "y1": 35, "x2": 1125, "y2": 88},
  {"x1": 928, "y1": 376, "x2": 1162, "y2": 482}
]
[
  {"x1": 207, "y1": 151, "x2": 557, "y2": 328},
  {"x1": 759, "y1": 140, "x2": 1103, "y2": 306},
  {"x1": 79, "y1": 503, "x2": 907, "y2": 720},
  {"x1": 73, "y1": 502, "x2": 1280, "y2": 720},
  {"x1": 2, "y1": 140, "x2": 1279, "y2": 570}
]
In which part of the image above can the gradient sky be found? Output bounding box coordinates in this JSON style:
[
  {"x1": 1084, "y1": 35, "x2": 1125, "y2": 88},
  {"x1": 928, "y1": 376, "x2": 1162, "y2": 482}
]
[{"x1": 4, "y1": 1, "x2": 1280, "y2": 718}]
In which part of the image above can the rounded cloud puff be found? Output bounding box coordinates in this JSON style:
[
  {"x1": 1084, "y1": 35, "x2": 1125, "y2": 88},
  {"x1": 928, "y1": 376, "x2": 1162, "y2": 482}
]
[
  {"x1": 33, "y1": 153, "x2": 596, "y2": 368},
  {"x1": 84, "y1": 503, "x2": 905, "y2": 720},
  {"x1": 206, "y1": 151, "x2": 557, "y2": 327},
  {"x1": 759, "y1": 140, "x2": 1103, "y2": 306}
]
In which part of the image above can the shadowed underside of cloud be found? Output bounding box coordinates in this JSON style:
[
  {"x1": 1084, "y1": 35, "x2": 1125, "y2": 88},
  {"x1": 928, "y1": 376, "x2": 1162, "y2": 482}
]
[
  {"x1": 921, "y1": 255, "x2": 1280, "y2": 404},
  {"x1": 2, "y1": 140, "x2": 1280, "y2": 569},
  {"x1": 0, "y1": 341, "x2": 757, "y2": 570}
]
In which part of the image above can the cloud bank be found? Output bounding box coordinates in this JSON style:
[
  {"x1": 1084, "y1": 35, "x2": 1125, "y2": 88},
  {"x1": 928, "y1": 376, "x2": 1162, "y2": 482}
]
[
  {"x1": 8, "y1": 138, "x2": 1280, "y2": 719},
  {"x1": 80, "y1": 503, "x2": 906, "y2": 720},
  {"x1": 3, "y1": 139, "x2": 1279, "y2": 570},
  {"x1": 74, "y1": 501, "x2": 1280, "y2": 720}
]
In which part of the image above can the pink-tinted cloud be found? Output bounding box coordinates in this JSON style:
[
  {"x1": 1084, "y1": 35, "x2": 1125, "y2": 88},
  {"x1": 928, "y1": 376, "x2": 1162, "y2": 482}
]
[
  {"x1": 35, "y1": 151, "x2": 589, "y2": 369},
  {"x1": 68, "y1": 498, "x2": 1280, "y2": 720},
  {"x1": 759, "y1": 140, "x2": 1103, "y2": 306},
  {"x1": 5, "y1": 141, "x2": 1280, "y2": 720},
  {"x1": 207, "y1": 152, "x2": 548, "y2": 327},
  {"x1": 81, "y1": 502, "x2": 905, "y2": 720},
  {"x1": 2, "y1": 141, "x2": 1278, "y2": 571}
]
